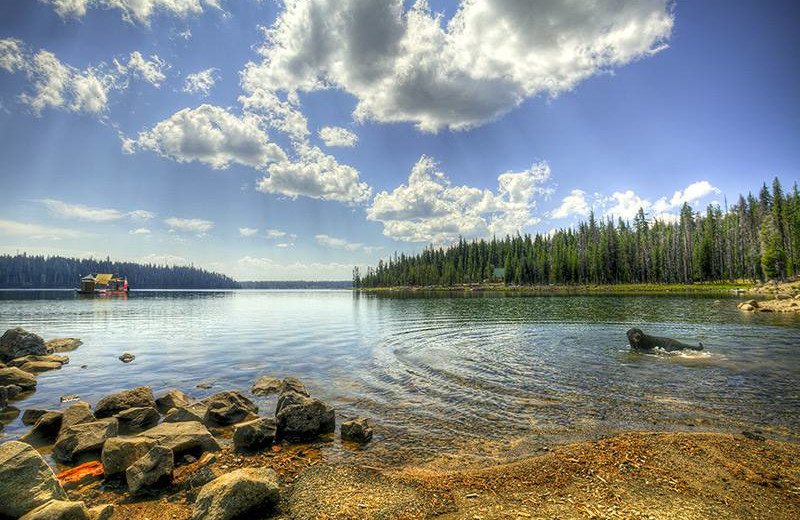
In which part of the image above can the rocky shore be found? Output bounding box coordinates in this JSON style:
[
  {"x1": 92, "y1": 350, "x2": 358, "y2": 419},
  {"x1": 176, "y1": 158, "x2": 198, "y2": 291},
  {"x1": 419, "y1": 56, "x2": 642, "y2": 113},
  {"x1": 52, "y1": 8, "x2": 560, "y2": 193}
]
[
  {"x1": 1, "y1": 327, "x2": 799, "y2": 519},
  {"x1": 737, "y1": 279, "x2": 800, "y2": 313}
]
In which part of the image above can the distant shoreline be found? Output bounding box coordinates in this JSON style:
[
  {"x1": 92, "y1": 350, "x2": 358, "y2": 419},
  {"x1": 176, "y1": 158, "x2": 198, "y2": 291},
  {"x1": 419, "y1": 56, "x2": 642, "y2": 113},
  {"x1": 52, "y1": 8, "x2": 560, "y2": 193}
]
[{"x1": 356, "y1": 281, "x2": 756, "y2": 294}]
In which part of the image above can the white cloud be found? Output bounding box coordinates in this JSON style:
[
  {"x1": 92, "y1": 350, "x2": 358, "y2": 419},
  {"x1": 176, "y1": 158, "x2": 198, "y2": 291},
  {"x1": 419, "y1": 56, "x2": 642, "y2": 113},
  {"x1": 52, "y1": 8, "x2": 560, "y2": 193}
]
[
  {"x1": 367, "y1": 155, "x2": 551, "y2": 243},
  {"x1": 134, "y1": 104, "x2": 287, "y2": 169},
  {"x1": 257, "y1": 144, "x2": 371, "y2": 204},
  {"x1": 241, "y1": 0, "x2": 673, "y2": 132},
  {"x1": 602, "y1": 181, "x2": 721, "y2": 222},
  {"x1": 265, "y1": 229, "x2": 287, "y2": 239},
  {"x1": 129, "y1": 228, "x2": 151, "y2": 235},
  {"x1": 44, "y1": 0, "x2": 225, "y2": 25},
  {"x1": 667, "y1": 180, "x2": 721, "y2": 208},
  {"x1": 276, "y1": 242, "x2": 294, "y2": 248},
  {"x1": 239, "y1": 227, "x2": 259, "y2": 236},
  {"x1": 128, "y1": 209, "x2": 156, "y2": 220},
  {"x1": 164, "y1": 217, "x2": 214, "y2": 233},
  {"x1": 0, "y1": 38, "x2": 25, "y2": 72},
  {"x1": 38, "y1": 199, "x2": 155, "y2": 222},
  {"x1": 183, "y1": 68, "x2": 219, "y2": 97},
  {"x1": 116, "y1": 51, "x2": 168, "y2": 87},
  {"x1": 315, "y1": 234, "x2": 382, "y2": 254},
  {"x1": 0, "y1": 219, "x2": 82, "y2": 240},
  {"x1": 140, "y1": 253, "x2": 189, "y2": 265},
  {"x1": 318, "y1": 126, "x2": 357, "y2": 147},
  {"x1": 550, "y1": 189, "x2": 593, "y2": 219},
  {"x1": 235, "y1": 256, "x2": 353, "y2": 280}
]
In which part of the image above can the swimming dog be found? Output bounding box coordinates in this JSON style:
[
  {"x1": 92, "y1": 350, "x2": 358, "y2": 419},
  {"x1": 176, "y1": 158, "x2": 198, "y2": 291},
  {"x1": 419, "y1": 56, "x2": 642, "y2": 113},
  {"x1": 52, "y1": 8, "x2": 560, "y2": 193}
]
[{"x1": 626, "y1": 328, "x2": 703, "y2": 352}]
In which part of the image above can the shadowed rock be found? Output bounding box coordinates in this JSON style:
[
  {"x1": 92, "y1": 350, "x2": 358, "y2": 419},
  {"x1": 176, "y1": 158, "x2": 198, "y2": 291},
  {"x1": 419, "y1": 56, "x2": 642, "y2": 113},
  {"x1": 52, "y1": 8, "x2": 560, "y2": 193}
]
[
  {"x1": 155, "y1": 389, "x2": 192, "y2": 414},
  {"x1": 23, "y1": 408, "x2": 57, "y2": 426},
  {"x1": 20, "y1": 411, "x2": 63, "y2": 445},
  {"x1": 102, "y1": 437, "x2": 158, "y2": 477},
  {"x1": 276, "y1": 396, "x2": 335, "y2": 442},
  {"x1": 164, "y1": 402, "x2": 209, "y2": 424},
  {"x1": 233, "y1": 418, "x2": 276, "y2": 451},
  {"x1": 114, "y1": 406, "x2": 160, "y2": 434},
  {"x1": 95, "y1": 386, "x2": 156, "y2": 418},
  {"x1": 341, "y1": 417, "x2": 373, "y2": 443},
  {"x1": 0, "y1": 366, "x2": 37, "y2": 390},
  {"x1": 0, "y1": 328, "x2": 46, "y2": 362},
  {"x1": 53, "y1": 419, "x2": 118, "y2": 463},
  {"x1": 0, "y1": 441, "x2": 68, "y2": 518},
  {"x1": 126, "y1": 445, "x2": 174, "y2": 496},
  {"x1": 202, "y1": 391, "x2": 258, "y2": 426}
]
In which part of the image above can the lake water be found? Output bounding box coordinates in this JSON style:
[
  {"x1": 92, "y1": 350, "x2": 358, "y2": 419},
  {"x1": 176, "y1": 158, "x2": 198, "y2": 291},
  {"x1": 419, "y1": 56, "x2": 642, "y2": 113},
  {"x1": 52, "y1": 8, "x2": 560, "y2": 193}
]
[{"x1": 1, "y1": 290, "x2": 799, "y2": 463}]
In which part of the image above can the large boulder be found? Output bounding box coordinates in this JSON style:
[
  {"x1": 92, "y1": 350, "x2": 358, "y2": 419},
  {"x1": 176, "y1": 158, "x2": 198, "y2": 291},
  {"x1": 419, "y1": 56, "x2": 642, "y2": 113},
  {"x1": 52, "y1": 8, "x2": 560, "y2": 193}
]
[
  {"x1": 275, "y1": 390, "x2": 308, "y2": 415},
  {"x1": 101, "y1": 437, "x2": 157, "y2": 477},
  {"x1": 45, "y1": 338, "x2": 82, "y2": 353},
  {"x1": 202, "y1": 391, "x2": 258, "y2": 426},
  {"x1": 53, "y1": 418, "x2": 118, "y2": 463},
  {"x1": 164, "y1": 402, "x2": 209, "y2": 424},
  {"x1": 155, "y1": 389, "x2": 192, "y2": 414},
  {"x1": 340, "y1": 417, "x2": 373, "y2": 443},
  {"x1": 94, "y1": 386, "x2": 156, "y2": 418},
  {"x1": 0, "y1": 366, "x2": 37, "y2": 390},
  {"x1": 114, "y1": 406, "x2": 160, "y2": 434},
  {"x1": 60, "y1": 402, "x2": 95, "y2": 433},
  {"x1": 126, "y1": 445, "x2": 174, "y2": 496},
  {"x1": 0, "y1": 328, "x2": 46, "y2": 362},
  {"x1": 275, "y1": 396, "x2": 335, "y2": 442},
  {"x1": 18, "y1": 500, "x2": 90, "y2": 520},
  {"x1": 139, "y1": 421, "x2": 221, "y2": 457},
  {"x1": 18, "y1": 361, "x2": 64, "y2": 374},
  {"x1": 233, "y1": 418, "x2": 276, "y2": 451},
  {"x1": 192, "y1": 468, "x2": 280, "y2": 520},
  {"x1": 23, "y1": 408, "x2": 57, "y2": 426},
  {"x1": 0, "y1": 441, "x2": 68, "y2": 518},
  {"x1": 20, "y1": 411, "x2": 64, "y2": 445}
]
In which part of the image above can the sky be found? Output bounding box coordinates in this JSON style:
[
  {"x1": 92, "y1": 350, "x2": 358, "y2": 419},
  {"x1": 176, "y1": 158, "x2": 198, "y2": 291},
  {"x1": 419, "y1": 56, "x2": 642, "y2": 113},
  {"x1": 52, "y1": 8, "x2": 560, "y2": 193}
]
[{"x1": 0, "y1": 0, "x2": 798, "y2": 280}]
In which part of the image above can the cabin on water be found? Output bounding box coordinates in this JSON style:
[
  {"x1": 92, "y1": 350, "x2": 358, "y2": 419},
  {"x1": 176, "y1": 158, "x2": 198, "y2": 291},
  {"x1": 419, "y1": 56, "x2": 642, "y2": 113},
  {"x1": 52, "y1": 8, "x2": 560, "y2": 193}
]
[{"x1": 77, "y1": 274, "x2": 129, "y2": 294}]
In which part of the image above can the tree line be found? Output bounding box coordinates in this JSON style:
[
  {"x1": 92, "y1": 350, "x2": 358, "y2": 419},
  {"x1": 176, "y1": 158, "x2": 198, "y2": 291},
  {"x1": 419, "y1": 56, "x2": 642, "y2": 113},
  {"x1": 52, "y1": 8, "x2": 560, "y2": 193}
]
[
  {"x1": 354, "y1": 178, "x2": 800, "y2": 288},
  {"x1": 0, "y1": 254, "x2": 239, "y2": 289}
]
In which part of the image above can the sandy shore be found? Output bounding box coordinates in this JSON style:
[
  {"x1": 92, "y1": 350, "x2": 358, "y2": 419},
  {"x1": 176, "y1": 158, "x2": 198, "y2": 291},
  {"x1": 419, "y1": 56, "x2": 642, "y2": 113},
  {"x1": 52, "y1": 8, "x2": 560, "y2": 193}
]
[{"x1": 69, "y1": 430, "x2": 799, "y2": 520}]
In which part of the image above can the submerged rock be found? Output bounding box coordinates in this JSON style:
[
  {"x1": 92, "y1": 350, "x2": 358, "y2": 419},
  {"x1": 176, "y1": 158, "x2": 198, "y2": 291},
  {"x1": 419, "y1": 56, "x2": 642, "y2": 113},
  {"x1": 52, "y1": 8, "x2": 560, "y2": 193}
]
[
  {"x1": 139, "y1": 421, "x2": 221, "y2": 457},
  {"x1": 53, "y1": 418, "x2": 118, "y2": 463},
  {"x1": 94, "y1": 386, "x2": 156, "y2": 418},
  {"x1": 280, "y1": 377, "x2": 309, "y2": 396},
  {"x1": 18, "y1": 361, "x2": 64, "y2": 374},
  {"x1": 0, "y1": 366, "x2": 38, "y2": 390},
  {"x1": 19, "y1": 500, "x2": 90, "y2": 520},
  {"x1": 101, "y1": 437, "x2": 158, "y2": 477},
  {"x1": 251, "y1": 376, "x2": 281, "y2": 396},
  {"x1": 192, "y1": 467, "x2": 280, "y2": 520},
  {"x1": 118, "y1": 353, "x2": 135, "y2": 364},
  {"x1": 11, "y1": 354, "x2": 69, "y2": 367},
  {"x1": 45, "y1": 338, "x2": 83, "y2": 353},
  {"x1": 155, "y1": 389, "x2": 192, "y2": 414},
  {"x1": 202, "y1": 391, "x2": 259, "y2": 426},
  {"x1": 341, "y1": 417, "x2": 373, "y2": 443},
  {"x1": 0, "y1": 327, "x2": 47, "y2": 362},
  {"x1": 233, "y1": 418, "x2": 276, "y2": 451},
  {"x1": 114, "y1": 406, "x2": 160, "y2": 434},
  {"x1": 0, "y1": 441, "x2": 68, "y2": 518},
  {"x1": 126, "y1": 445, "x2": 174, "y2": 496},
  {"x1": 276, "y1": 396, "x2": 335, "y2": 442}
]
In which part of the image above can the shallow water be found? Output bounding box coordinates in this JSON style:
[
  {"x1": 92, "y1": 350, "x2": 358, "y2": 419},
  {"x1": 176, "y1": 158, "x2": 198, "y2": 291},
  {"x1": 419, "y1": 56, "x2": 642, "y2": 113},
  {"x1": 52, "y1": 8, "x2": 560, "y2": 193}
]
[{"x1": 1, "y1": 290, "x2": 799, "y2": 460}]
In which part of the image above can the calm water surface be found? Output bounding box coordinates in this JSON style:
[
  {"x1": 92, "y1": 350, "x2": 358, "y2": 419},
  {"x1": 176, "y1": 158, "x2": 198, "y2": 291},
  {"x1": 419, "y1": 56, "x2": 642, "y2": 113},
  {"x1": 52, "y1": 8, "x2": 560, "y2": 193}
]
[{"x1": 1, "y1": 290, "x2": 799, "y2": 461}]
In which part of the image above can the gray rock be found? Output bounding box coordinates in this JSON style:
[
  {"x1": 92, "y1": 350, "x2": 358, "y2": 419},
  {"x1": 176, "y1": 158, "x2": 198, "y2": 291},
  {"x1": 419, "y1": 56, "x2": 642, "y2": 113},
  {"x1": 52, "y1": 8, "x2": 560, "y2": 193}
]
[
  {"x1": 192, "y1": 467, "x2": 280, "y2": 520},
  {"x1": 341, "y1": 417, "x2": 373, "y2": 443},
  {"x1": 0, "y1": 441, "x2": 68, "y2": 518},
  {"x1": 0, "y1": 366, "x2": 37, "y2": 390},
  {"x1": 233, "y1": 418, "x2": 276, "y2": 451},
  {"x1": 94, "y1": 386, "x2": 156, "y2": 418},
  {"x1": 275, "y1": 390, "x2": 308, "y2": 415},
  {"x1": 0, "y1": 385, "x2": 6, "y2": 409},
  {"x1": 86, "y1": 504, "x2": 113, "y2": 520},
  {"x1": 19, "y1": 500, "x2": 90, "y2": 520},
  {"x1": 53, "y1": 418, "x2": 118, "y2": 463},
  {"x1": 60, "y1": 402, "x2": 95, "y2": 433},
  {"x1": 101, "y1": 436, "x2": 158, "y2": 476},
  {"x1": 276, "y1": 396, "x2": 335, "y2": 442},
  {"x1": 114, "y1": 406, "x2": 160, "y2": 434},
  {"x1": 23, "y1": 408, "x2": 56, "y2": 426},
  {"x1": 126, "y1": 445, "x2": 174, "y2": 495},
  {"x1": 139, "y1": 421, "x2": 221, "y2": 457},
  {"x1": 250, "y1": 376, "x2": 281, "y2": 396},
  {"x1": 280, "y1": 377, "x2": 309, "y2": 396},
  {"x1": 155, "y1": 389, "x2": 192, "y2": 414},
  {"x1": 3, "y1": 383, "x2": 23, "y2": 400},
  {"x1": 45, "y1": 338, "x2": 82, "y2": 353},
  {"x1": 0, "y1": 327, "x2": 47, "y2": 362},
  {"x1": 164, "y1": 402, "x2": 209, "y2": 424},
  {"x1": 20, "y1": 411, "x2": 64, "y2": 445},
  {"x1": 202, "y1": 391, "x2": 259, "y2": 426}
]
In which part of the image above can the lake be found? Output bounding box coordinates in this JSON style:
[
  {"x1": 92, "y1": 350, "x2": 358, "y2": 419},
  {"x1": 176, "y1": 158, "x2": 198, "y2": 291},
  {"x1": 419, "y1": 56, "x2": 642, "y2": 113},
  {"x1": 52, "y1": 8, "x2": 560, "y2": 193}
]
[{"x1": 1, "y1": 290, "x2": 799, "y2": 463}]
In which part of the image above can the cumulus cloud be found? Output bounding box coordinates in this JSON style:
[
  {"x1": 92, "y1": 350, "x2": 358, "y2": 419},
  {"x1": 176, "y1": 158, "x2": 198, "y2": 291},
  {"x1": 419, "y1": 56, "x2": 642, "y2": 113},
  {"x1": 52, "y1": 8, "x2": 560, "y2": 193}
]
[
  {"x1": 315, "y1": 234, "x2": 382, "y2": 254},
  {"x1": 256, "y1": 144, "x2": 371, "y2": 204},
  {"x1": 602, "y1": 181, "x2": 721, "y2": 222},
  {"x1": 129, "y1": 228, "x2": 151, "y2": 235},
  {"x1": 134, "y1": 104, "x2": 287, "y2": 169},
  {"x1": 115, "y1": 51, "x2": 168, "y2": 87},
  {"x1": 241, "y1": 0, "x2": 673, "y2": 132},
  {"x1": 164, "y1": 217, "x2": 214, "y2": 233},
  {"x1": 235, "y1": 256, "x2": 354, "y2": 280},
  {"x1": 38, "y1": 199, "x2": 155, "y2": 222},
  {"x1": 0, "y1": 219, "x2": 82, "y2": 240},
  {"x1": 183, "y1": 68, "x2": 218, "y2": 97},
  {"x1": 550, "y1": 189, "x2": 592, "y2": 219},
  {"x1": 44, "y1": 0, "x2": 225, "y2": 25},
  {"x1": 318, "y1": 126, "x2": 357, "y2": 147},
  {"x1": 265, "y1": 229, "x2": 288, "y2": 239},
  {"x1": 0, "y1": 39, "x2": 25, "y2": 72},
  {"x1": 367, "y1": 155, "x2": 551, "y2": 243},
  {"x1": 238, "y1": 227, "x2": 259, "y2": 237}
]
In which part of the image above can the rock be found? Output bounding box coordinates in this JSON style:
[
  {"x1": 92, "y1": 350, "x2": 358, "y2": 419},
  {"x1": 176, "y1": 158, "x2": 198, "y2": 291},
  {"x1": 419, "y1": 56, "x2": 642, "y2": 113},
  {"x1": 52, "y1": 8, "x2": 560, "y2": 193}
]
[
  {"x1": 164, "y1": 402, "x2": 209, "y2": 424},
  {"x1": 19, "y1": 361, "x2": 64, "y2": 373},
  {"x1": 275, "y1": 396, "x2": 335, "y2": 441},
  {"x1": 340, "y1": 417, "x2": 373, "y2": 443},
  {"x1": 4, "y1": 383, "x2": 23, "y2": 399},
  {"x1": 19, "y1": 500, "x2": 90, "y2": 520},
  {"x1": 155, "y1": 389, "x2": 192, "y2": 414},
  {"x1": 45, "y1": 338, "x2": 82, "y2": 353},
  {"x1": 0, "y1": 441, "x2": 68, "y2": 518},
  {"x1": 739, "y1": 303, "x2": 755, "y2": 311},
  {"x1": 192, "y1": 467, "x2": 280, "y2": 520},
  {"x1": 118, "y1": 353, "x2": 135, "y2": 363},
  {"x1": 114, "y1": 406, "x2": 160, "y2": 434},
  {"x1": 55, "y1": 461, "x2": 104, "y2": 490},
  {"x1": 251, "y1": 375, "x2": 281, "y2": 396},
  {"x1": 101, "y1": 437, "x2": 158, "y2": 476},
  {"x1": 744, "y1": 299, "x2": 759, "y2": 308},
  {"x1": 23, "y1": 408, "x2": 56, "y2": 425},
  {"x1": 0, "y1": 385, "x2": 6, "y2": 409},
  {"x1": 275, "y1": 390, "x2": 308, "y2": 415},
  {"x1": 776, "y1": 293, "x2": 792, "y2": 300},
  {"x1": 196, "y1": 382, "x2": 213, "y2": 389},
  {"x1": 280, "y1": 377, "x2": 309, "y2": 396},
  {"x1": 60, "y1": 402, "x2": 95, "y2": 433},
  {"x1": 60, "y1": 394, "x2": 81, "y2": 403},
  {"x1": 53, "y1": 418, "x2": 118, "y2": 463},
  {"x1": 0, "y1": 366, "x2": 37, "y2": 390},
  {"x1": 10, "y1": 354, "x2": 69, "y2": 367},
  {"x1": 202, "y1": 391, "x2": 259, "y2": 426},
  {"x1": 0, "y1": 327, "x2": 47, "y2": 362},
  {"x1": 126, "y1": 445, "x2": 174, "y2": 496},
  {"x1": 139, "y1": 421, "x2": 221, "y2": 457},
  {"x1": 87, "y1": 504, "x2": 113, "y2": 520},
  {"x1": 94, "y1": 386, "x2": 156, "y2": 418},
  {"x1": 233, "y1": 418, "x2": 276, "y2": 451},
  {"x1": 188, "y1": 465, "x2": 217, "y2": 491},
  {"x1": 20, "y1": 411, "x2": 64, "y2": 445},
  {"x1": 743, "y1": 430, "x2": 766, "y2": 441}
]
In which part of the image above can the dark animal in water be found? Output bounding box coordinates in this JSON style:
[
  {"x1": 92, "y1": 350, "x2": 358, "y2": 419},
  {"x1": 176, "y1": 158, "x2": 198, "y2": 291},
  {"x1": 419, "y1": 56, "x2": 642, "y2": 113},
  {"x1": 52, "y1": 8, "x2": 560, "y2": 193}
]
[{"x1": 626, "y1": 328, "x2": 703, "y2": 352}]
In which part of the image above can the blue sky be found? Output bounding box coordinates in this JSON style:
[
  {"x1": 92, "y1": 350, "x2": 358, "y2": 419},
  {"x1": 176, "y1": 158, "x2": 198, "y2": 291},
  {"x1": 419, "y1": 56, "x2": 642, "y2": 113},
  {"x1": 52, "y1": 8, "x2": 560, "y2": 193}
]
[{"x1": 0, "y1": 0, "x2": 798, "y2": 280}]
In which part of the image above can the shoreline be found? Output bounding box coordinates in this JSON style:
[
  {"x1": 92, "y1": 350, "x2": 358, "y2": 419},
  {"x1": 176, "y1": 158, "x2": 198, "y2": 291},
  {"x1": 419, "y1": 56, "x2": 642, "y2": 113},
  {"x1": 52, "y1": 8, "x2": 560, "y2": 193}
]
[{"x1": 356, "y1": 281, "x2": 755, "y2": 295}]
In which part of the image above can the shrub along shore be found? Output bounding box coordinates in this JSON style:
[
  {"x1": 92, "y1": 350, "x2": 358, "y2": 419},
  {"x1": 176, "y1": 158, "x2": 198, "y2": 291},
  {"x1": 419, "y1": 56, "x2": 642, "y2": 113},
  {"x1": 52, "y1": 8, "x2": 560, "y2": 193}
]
[{"x1": 1, "y1": 327, "x2": 799, "y2": 519}]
